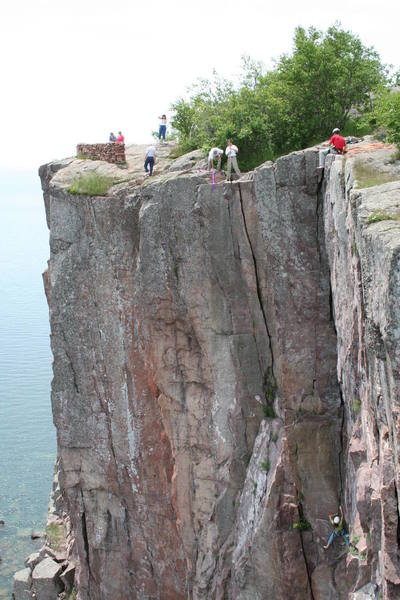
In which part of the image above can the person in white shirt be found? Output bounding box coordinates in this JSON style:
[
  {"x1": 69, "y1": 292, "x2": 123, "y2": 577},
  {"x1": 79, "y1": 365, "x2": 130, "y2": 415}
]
[
  {"x1": 158, "y1": 115, "x2": 167, "y2": 143},
  {"x1": 144, "y1": 145, "x2": 156, "y2": 176},
  {"x1": 225, "y1": 139, "x2": 241, "y2": 180},
  {"x1": 208, "y1": 147, "x2": 224, "y2": 171}
]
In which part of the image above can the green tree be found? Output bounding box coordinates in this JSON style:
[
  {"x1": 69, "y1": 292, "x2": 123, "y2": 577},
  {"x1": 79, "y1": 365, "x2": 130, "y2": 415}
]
[
  {"x1": 367, "y1": 91, "x2": 400, "y2": 149},
  {"x1": 171, "y1": 24, "x2": 388, "y2": 170}
]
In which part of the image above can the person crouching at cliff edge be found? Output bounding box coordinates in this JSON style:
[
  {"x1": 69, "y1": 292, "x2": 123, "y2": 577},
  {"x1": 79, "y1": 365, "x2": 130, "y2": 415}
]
[
  {"x1": 225, "y1": 139, "x2": 241, "y2": 181},
  {"x1": 324, "y1": 505, "x2": 350, "y2": 549},
  {"x1": 318, "y1": 128, "x2": 347, "y2": 170}
]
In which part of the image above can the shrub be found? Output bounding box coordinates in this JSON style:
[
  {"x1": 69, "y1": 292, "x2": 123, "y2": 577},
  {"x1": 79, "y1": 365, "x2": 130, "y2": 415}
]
[
  {"x1": 369, "y1": 91, "x2": 400, "y2": 150},
  {"x1": 263, "y1": 404, "x2": 276, "y2": 419},
  {"x1": 293, "y1": 518, "x2": 312, "y2": 531},
  {"x1": 69, "y1": 173, "x2": 119, "y2": 196}
]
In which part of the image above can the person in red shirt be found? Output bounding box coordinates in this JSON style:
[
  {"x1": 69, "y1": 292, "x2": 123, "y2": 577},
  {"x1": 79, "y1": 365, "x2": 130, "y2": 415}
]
[
  {"x1": 117, "y1": 131, "x2": 125, "y2": 144},
  {"x1": 318, "y1": 128, "x2": 347, "y2": 169}
]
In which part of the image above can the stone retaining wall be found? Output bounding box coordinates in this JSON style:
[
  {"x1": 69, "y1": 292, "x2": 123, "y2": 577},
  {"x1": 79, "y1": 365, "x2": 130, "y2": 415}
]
[{"x1": 76, "y1": 143, "x2": 126, "y2": 164}]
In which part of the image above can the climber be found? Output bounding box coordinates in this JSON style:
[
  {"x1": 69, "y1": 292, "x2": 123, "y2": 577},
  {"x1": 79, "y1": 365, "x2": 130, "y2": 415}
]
[
  {"x1": 318, "y1": 128, "x2": 347, "y2": 170},
  {"x1": 323, "y1": 505, "x2": 350, "y2": 549},
  {"x1": 117, "y1": 131, "x2": 125, "y2": 144},
  {"x1": 158, "y1": 115, "x2": 167, "y2": 143},
  {"x1": 144, "y1": 144, "x2": 156, "y2": 176},
  {"x1": 225, "y1": 139, "x2": 241, "y2": 180},
  {"x1": 208, "y1": 147, "x2": 224, "y2": 171}
]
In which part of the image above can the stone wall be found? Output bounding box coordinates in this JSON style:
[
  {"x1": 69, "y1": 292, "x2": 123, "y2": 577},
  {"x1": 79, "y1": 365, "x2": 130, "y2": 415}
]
[{"x1": 76, "y1": 142, "x2": 126, "y2": 164}]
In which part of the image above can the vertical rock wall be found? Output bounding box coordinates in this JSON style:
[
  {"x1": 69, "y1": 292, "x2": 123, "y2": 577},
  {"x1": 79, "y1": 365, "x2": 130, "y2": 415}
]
[
  {"x1": 40, "y1": 145, "x2": 400, "y2": 599},
  {"x1": 324, "y1": 153, "x2": 400, "y2": 599}
]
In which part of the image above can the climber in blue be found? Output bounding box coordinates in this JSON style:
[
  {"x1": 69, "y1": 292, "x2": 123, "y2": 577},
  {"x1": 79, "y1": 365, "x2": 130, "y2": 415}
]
[{"x1": 324, "y1": 505, "x2": 350, "y2": 549}]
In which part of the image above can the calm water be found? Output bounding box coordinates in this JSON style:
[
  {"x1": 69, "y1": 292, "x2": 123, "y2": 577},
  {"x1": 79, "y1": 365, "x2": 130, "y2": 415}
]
[{"x1": 0, "y1": 170, "x2": 55, "y2": 598}]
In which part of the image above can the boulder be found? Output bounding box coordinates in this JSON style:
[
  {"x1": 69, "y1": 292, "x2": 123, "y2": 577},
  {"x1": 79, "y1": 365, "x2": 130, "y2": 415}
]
[
  {"x1": 12, "y1": 567, "x2": 32, "y2": 600},
  {"x1": 32, "y1": 557, "x2": 63, "y2": 600},
  {"x1": 24, "y1": 552, "x2": 41, "y2": 570}
]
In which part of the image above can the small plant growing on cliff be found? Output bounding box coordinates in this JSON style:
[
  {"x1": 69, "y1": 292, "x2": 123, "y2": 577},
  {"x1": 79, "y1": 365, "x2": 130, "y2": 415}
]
[
  {"x1": 68, "y1": 589, "x2": 77, "y2": 600},
  {"x1": 271, "y1": 432, "x2": 278, "y2": 443},
  {"x1": 69, "y1": 173, "x2": 119, "y2": 196},
  {"x1": 367, "y1": 210, "x2": 400, "y2": 224},
  {"x1": 263, "y1": 404, "x2": 276, "y2": 419},
  {"x1": 253, "y1": 482, "x2": 257, "y2": 496},
  {"x1": 293, "y1": 518, "x2": 312, "y2": 532},
  {"x1": 353, "y1": 398, "x2": 361, "y2": 413},
  {"x1": 264, "y1": 368, "x2": 277, "y2": 403},
  {"x1": 261, "y1": 459, "x2": 270, "y2": 472}
]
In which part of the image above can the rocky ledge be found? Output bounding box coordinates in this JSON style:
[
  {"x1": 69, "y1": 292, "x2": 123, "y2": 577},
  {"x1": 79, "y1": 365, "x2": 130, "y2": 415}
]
[{"x1": 32, "y1": 140, "x2": 400, "y2": 599}]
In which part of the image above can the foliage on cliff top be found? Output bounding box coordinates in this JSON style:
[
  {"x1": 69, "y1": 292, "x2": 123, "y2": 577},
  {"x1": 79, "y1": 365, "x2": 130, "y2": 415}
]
[
  {"x1": 69, "y1": 172, "x2": 119, "y2": 196},
  {"x1": 171, "y1": 24, "x2": 390, "y2": 170},
  {"x1": 361, "y1": 90, "x2": 400, "y2": 150}
]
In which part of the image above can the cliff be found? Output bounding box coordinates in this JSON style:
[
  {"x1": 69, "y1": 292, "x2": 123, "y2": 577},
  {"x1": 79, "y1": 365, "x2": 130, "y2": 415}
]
[{"x1": 37, "y1": 141, "x2": 400, "y2": 599}]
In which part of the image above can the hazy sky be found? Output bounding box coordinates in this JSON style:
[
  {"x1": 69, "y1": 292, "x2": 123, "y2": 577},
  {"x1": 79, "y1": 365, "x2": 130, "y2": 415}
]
[{"x1": 1, "y1": 0, "x2": 399, "y2": 171}]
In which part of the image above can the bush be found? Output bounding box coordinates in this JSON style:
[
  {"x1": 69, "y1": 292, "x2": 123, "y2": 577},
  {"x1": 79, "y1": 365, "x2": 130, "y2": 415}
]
[
  {"x1": 69, "y1": 173, "x2": 119, "y2": 196},
  {"x1": 293, "y1": 518, "x2": 312, "y2": 531},
  {"x1": 368, "y1": 91, "x2": 400, "y2": 150},
  {"x1": 263, "y1": 404, "x2": 276, "y2": 419}
]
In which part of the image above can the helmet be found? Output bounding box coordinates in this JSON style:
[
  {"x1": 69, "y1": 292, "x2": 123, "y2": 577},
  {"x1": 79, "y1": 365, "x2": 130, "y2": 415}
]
[
  {"x1": 333, "y1": 516, "x2": 340, "y2": 524},
  {"x1": 332, "y1": 128, "x2": 340, "y2": 134}
]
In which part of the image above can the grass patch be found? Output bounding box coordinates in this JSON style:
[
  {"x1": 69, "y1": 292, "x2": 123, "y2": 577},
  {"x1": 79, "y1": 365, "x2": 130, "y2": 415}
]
[
  {"x1": 293, "y1": 518, "x2": 312, "y2": 532},
  {"x1": 353, "y1": 399, "x2": 361, "y2": 413},
  {"x1": 354, "y1": 163, "x2": 399, "y2": 189},
  {"x1": 46, "y1": 522, "x2": 66, "y2": 551},
  {"x1": 261, "y1": 459, "x2": 270, "y2": 472},
  {"x1": 68, "y1": 589, "x2": 77, "y2": 600},
  {"x1": 351, "y1": 535, "x2": 360, "y2": 545},
  {"x1": 69, "y1": 173, "x2": 119, "y2": 196},
  {"x1": 389, "y1": 150, "x2": 400, "y2": 164},
  {"x1": 76, "y1": 152, "x2": 89, "y2": 160},
  {"x1": 367, "y1": 210, "x2": 400, "y2": 224}
]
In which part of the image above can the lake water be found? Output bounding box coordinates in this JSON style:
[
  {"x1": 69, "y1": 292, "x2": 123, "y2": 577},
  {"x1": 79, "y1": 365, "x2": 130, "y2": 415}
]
[{"x1": 0, "y1": 170, "x2": 55, "y2": 598}]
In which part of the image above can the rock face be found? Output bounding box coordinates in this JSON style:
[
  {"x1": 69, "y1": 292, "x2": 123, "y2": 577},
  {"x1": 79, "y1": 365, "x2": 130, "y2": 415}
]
[{"x1": 39, "y1": 142, "x2": 400, "y2": 599}]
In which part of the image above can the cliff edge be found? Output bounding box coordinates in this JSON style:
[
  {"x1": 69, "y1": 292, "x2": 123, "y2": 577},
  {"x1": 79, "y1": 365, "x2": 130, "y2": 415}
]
[{"x1": 35, "y1": 141, "x2": 400, "y2": 599}]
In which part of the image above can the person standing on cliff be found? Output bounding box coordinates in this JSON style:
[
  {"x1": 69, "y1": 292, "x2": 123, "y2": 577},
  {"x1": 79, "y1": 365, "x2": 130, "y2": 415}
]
[
  {"x1": 318, "y1": 128, "x2": 347, "y2": 169},
  {"x1": 117, "y1": 131, "x2": 125, "y2": 144},
  {"x1": 109, "y1": 132, "x2": 117, "y2": 142},
  {"x1": 225, "y1": 139, "x2": 241, "y2": 180},
  {"x1": 324, "y1": 505, "x2": 350, "y2": 549},
  {"x1": 144, "y1": 144, "x2": 156, "y2": 176},
  {"x1": 158, "y1": 115, "x2": 167, "y2": 143}
]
